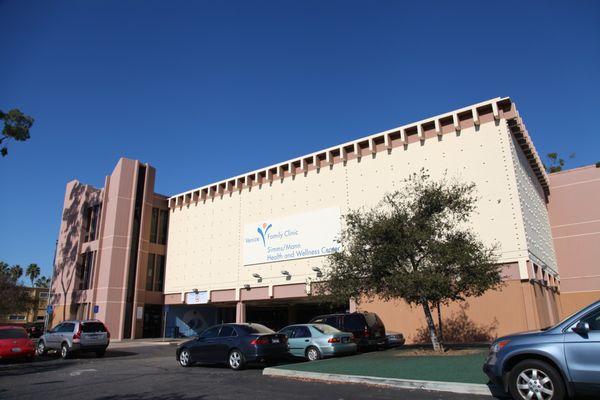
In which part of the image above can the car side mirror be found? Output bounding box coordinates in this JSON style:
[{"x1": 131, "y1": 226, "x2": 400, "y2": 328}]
[{"x1": 573, "y1": 321, "x2": 590, "y2": 334}]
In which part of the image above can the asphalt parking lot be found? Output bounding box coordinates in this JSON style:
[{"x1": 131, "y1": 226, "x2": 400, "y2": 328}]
[{"x1": 0, "y1": 343, "x2": 492, "y2": 400}]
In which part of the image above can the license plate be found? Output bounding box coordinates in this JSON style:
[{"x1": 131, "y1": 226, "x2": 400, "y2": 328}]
[
  {"x1": 342, "y1": 337, "x2": 348, "y2": 343},
  {"x1": 11, "y1": 348, "x2": 22, "y2": 353},
  {"x1": 272, "y1": 338, "x2": 279, "y2": 344}
]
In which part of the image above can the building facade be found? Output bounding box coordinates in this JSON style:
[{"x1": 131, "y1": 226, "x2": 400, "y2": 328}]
[
  {"x1": 49, "y1": 158, "x2": 169, "y2": 340},
  {"x1": 0, "y1": 286, "x2": 49, "y2": 324},
  {"x1": 548, "y1": 165, "x2": 600, "y2": 317},
  {"x1": 50, "y1": 97, "x2": 597, "y2": 341}
]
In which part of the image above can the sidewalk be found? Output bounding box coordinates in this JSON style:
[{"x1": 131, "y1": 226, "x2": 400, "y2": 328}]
[{"x1": 263, "y1": 347, "x2": 501, "y2": 397}]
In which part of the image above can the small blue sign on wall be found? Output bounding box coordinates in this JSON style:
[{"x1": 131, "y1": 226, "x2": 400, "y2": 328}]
[
  {"x1": 46, "y1": 305, "x2": 53, "y2": 314},
  {"x1": 93, "y1": 305, "x2": 99, "y2": 314}
]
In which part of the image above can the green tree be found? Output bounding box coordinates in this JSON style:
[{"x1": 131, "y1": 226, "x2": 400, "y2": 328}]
[
  {"x1": 0, "y1": 261, "x2": 33, "y2": 316},
  {"x1": 0, "y1": 109, "x2": 34, "y2": 157},
  {"x1": 35, "y1": 276, "x2": 51, "y2": 288},
  {"x1": 9, "y1": 264, "x2": 23, "y2": 282},
  {"x1": 26, "y1": 263, "x2": 41, "y2": 287},
  {"x1": 322, "y1": 171, "x2": 500, "y2": 352},
  {"x1": 545, "y1": 152, "x2": 575, "y2": 173}
]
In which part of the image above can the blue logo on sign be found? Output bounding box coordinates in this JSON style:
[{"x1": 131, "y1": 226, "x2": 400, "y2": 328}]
[{"x1": 257, "y1": 223, "x2": 272, "y2": 247}]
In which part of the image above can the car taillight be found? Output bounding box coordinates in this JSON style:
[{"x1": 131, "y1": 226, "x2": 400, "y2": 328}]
[
  {"x1": 328, "y1": 337, "x2": 341, "y2": 343},
  {"x1": 363, "y1": 328, "x2": 370, "y2": 338},
  {"x1": 250, "y1": 337, "x2": 269, "y2": 345},
  {"x1": 105, "y1": 325, "x2": 110, "y2": 339},
  {"x1": 73, "y1": 325, "x2": 82, "y2": 340}
]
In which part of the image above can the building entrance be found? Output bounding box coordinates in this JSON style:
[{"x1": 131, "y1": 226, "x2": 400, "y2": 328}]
[{"x1": 245, "y1": 299, "x2": 347, "y2": 331}]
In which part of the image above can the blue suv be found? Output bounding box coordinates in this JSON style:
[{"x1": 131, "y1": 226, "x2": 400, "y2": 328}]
[{"x1": 483, "y1": 299, "x2": 600, "y2": 399}]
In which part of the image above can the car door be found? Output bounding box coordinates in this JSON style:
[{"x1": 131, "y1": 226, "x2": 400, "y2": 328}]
[
  {"x1": 215, "y1": 325, "x2": 236, "y2": 361},
  {"x1": 282, "y1": 326, "x2": 301, "y2": 357},
  {"x1": 45, "y1": 323, "x2": 62, "y2": 349},
  {"x1": 564, "y1": 307, "x2": 600, "y2": 391},
  {"x1": 290, "y1": 326, "x2": 312, "y2": 357},
  {"x1": 58, "y1": 322, "x2": 75, "y2": 346},
  {"x1": 190, "y1": 326, "x2": 221, "y2": 362}
]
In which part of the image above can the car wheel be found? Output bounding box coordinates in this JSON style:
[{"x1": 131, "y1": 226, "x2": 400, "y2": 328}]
[
  {"x1": 36, "y1": 341, "x2": 47, "y2": 356},
  {"x1": 508, "y1": 359, "x2": 566, "y2": 400},
  {"x1": 306, "y1": 346, "x2": 321, "y2": 361},
  {"x1": 228, "y1": 349, "x2": 245, "y2": 370},
  {"x1": 178, "y1": 348, "x2": 192, "y2": 367},
  {"x1": 60, "y1": 343, "x2": 70, "y2": 359}
]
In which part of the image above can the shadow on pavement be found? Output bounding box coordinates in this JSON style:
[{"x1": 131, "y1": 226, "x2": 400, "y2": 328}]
[
  {"x1": 96, "y1": 394, "x2": 208, "y2": 400},
  {"x1": 0, "y1": 359, "x2": 73, "y2": 377}
]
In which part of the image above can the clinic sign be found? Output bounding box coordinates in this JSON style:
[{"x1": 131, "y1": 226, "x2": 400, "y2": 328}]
[{"x1": 243, "y1": 207, "x2": 341, "y2": 266}]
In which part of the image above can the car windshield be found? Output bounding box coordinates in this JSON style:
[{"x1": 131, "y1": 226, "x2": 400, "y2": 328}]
[
  {"x1": 312, "y1": 324, "x2": 340, "y2": 334},
  {"x1": 0, "y1": 329, "x2": 28, "y2": 339},
  {"x1": 550, "y1": 301, "x2": 600, "y2": 330},
  {"x1": 237, "y1": 324, "x2": 274, "y2": 334}
]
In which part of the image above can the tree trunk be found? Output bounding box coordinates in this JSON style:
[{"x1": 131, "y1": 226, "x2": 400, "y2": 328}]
[
  {"x1": 421, "y1": 300, "x2": 442, "y2": 352},
  {"x1": 436, "y1": 302, "x2": 444, "y2": 344}
]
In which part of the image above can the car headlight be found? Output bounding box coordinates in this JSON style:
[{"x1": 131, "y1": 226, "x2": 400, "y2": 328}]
[{"x1": 490, "y1": 339, "x2": 510, "y2": 353}]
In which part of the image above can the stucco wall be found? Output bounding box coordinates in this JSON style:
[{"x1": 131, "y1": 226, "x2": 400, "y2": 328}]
[
  {"x1": 165, "y1": 116, "x2": 547, "y2": 297},
  {"x1": 508, "y1": 131, "x2": 558, "y2": 273}
]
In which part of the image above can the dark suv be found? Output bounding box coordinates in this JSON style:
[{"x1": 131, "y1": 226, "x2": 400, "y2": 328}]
[{"x1": 310, "y1": 312, "x2": 386, "y2": 349}]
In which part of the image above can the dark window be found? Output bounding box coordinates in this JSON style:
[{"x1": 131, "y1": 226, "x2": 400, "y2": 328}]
[
  {"x1": 581, "y1": 309, "x2": 600, "y2": 331},
  {"x1": 293, "y1": 326, "x2": 311, "y2": 338},
  {"x1": 364, "y1": 313, "x2": 383, "y2": 328},
  {"x1": 155, "y1": 255, "x2": 165, "y2": 291},
  {"x1": 236, "y1": 324, "x2": 274, "y2": 335},
  {"x1": 158, "y1": 209, "x2": 169, "y2": 245},
  {"x1": 82, "y1": 322, "x2": 106, "y2": 333},
  {"x1": 200, "y1": 326, "x2": 221, "y2": 339},
  {"x1": 218, "y1": 326, "x2": 236, "y2": 337},
  {"x1": 146, "y1": 254, "x2": 155, "y2": 291},
  {"x1": 83, "y1": 204, "x2": 101, "y2": 242},
  {"x1": 279, "y1": 327, "x2": 294, "y2": 337},
  {"x1": 0, "y1": 328, "x2": 28, "y2": 339},
  {"x1": 325, "y1": 316, "x2": 340, "y2": 329},
  {"x1": 150, "y1": 208, "x2": 159, "y2": 243},
  {"x1": 78, "y1": 252, "x2": 94, "y2": 290},
  {"x1": 59, "y1": 323, "x2": 76, "y2": 333},
  {"x1": 343, "y1": 314, "x2": 366, "y2": 331}
]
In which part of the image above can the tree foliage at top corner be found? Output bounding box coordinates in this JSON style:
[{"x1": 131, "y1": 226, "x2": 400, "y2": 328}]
[{"x1": 0, "y1": 108, "x2": 34, "y2": 157}]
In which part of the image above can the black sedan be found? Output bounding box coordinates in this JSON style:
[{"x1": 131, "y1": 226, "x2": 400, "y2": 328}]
[{"x1": 176, "y1": 323, "x2": 289, "y2": 370}]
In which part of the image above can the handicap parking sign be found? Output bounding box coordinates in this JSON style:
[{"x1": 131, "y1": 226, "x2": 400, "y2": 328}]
[{"x1": 46, "y1": 305, "x2": 53, "y2": 314}]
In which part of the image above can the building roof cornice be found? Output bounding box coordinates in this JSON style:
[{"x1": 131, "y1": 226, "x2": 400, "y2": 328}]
[{"x1": 168, "y1": 97, "x2": 549, "y2": 208}]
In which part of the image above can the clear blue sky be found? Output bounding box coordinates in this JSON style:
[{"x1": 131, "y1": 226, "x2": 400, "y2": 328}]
[{"x1": 1, "y1": 1, "x2": 599, "y2": 280}]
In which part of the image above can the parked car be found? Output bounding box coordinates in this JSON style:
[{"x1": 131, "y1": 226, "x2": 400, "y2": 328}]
[
  {"x1": 309, "y1": 312, "x2": 387, "y2": 350},
  {"x1": 385, "y1": 332, "x2": 406, "y2": 348},
  {"x1": 483, "y1": 299, "x2": 600, "y2": 400},
  {"x1": 278, "y1": 323, "x2": 357, "y2": 361},
  {"x1": 176, "y1": 323, "x2": 289, "y2": 370},
  {"x1": 37, "y1": 320, "x2": 110, "y2": 359},
  {"x1": 0, "y1": 325, "x2": 35, "y2": 361},
  {"x1": 24, "y1": 322, "x2": 45, "y2": 339}
]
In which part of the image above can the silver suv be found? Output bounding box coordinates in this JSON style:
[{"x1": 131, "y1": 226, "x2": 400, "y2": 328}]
[{"x1": 37, "y1": 320, "x2": 110, "y2": 359}]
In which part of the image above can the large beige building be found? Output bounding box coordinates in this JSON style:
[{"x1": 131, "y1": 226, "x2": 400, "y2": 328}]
[
  {"x1": 164, "y1": 97, "x2": 561, "y2": 339},
  {"x1": 50, "y1": 97, "x2": 598, "y2": 342}
]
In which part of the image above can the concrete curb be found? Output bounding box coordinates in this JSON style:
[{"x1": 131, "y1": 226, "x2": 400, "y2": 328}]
[{"x1": 263, "y1": 367, "x2": 496, "y2": 397}]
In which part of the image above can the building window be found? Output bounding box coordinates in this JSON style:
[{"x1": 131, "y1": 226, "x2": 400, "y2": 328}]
[
  {"x1": 78, "y1": 252, "x2": 94, "y2": 290},
  {"x1": 9, "y1": 315, "x2": 26, "y2": 321},
  {"x1": 145, "y1": 253, "x2": 165, "y2": 292},
  {"x1": 39, "y1": 291, "x2": 49, "y2": 299},
  {"x1": 146, "y1": 254, "x2": 155, "y2": 291},
  {"x1": 150, "y1": 208, "x2": 159, "y2": 243},
  {"x1": 156, "y1": 255, "x2": 165, "y2": 291},
  {"x1": 83, "y1": 203, "x2": 101, "y2": 242},
  {"x1": 158, "y1": 210, "x2": 169, "y2": 245},
  {"x1": 150, "y1": 208, "x2": 169, "y2": 245}
]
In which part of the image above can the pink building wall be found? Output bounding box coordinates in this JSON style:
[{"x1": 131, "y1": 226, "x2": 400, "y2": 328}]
[{"x1": 547, "y1": 165, "x2": 600, "y2": 315}]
